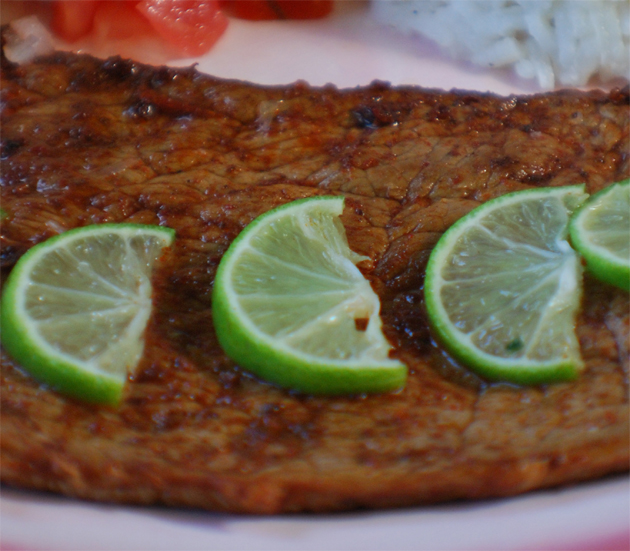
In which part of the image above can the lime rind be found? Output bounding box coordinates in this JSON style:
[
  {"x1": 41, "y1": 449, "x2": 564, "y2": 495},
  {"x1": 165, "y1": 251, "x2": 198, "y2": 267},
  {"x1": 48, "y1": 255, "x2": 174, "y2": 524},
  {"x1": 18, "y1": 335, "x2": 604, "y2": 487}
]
[
  {"x1": 425, "y1": 185, "x2": 588, "y2": 385},
  {"x1": 1, "y1": 223, "x2": 175, "y2": 405},
  {"x1": 569, "y1": 179, "x2": 630, "y2": 291},
  {"x1": 212, "y1": 196, "x2": 406, "y2": 395},
  {"x1": 1, "y1": 290, "x2": 123, "y2": 404},
  {"x1": 213, "y1": 288, "x2": 405, "y2": 395}
]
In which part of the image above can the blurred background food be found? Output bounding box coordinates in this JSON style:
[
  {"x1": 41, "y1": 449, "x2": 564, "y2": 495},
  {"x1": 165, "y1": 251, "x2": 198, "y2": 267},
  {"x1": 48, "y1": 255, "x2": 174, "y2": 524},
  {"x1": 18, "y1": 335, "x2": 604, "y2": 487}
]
[
  {"x1": 372, "y1": 0, "x2": 630, "y2": 88},
  {"x1": 1, "y1": 1, "x2": 333, "y2": 61},
  {"x1": 2, "y1": 0, "x2": 629, "y2": 89}
]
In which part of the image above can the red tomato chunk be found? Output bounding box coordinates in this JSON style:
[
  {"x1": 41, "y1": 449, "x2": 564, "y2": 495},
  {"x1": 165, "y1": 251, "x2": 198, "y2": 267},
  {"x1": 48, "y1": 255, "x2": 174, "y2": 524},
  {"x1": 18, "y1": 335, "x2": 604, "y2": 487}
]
[
  {"x1": 51, "y1": 0, "x2": 229, "y2": 57},
  {"x1": 221, "y1": 0, "x2": 333, "y2": 20}
]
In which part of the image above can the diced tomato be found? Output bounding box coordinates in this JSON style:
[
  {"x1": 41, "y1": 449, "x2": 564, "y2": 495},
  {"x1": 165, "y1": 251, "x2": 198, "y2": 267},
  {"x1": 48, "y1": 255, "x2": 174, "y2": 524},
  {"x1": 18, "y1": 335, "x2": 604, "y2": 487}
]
[
  {"x1": 51, "y1": 0, "x2": 100, "y2": 42},
  {"x1": 137, "y1": 0, "x2": 228, "y2": 57},
  {"x1": 279, "y1": 0, "x2": 333, "y2": 19},
  {"x1": 220, "y1": 0, "x2": 333, "y2": 20},
  {"x1": 92, "y1": 1, "x2": 155, "y2": 44},
  {"x1": 220, "y1": 0, "x2": 278, "y2": 20}
]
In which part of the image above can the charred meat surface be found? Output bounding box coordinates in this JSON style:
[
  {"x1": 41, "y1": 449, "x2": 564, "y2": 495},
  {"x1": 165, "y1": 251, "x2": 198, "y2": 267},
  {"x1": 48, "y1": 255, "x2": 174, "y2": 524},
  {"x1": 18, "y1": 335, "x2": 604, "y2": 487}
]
[{"x1": 1, "y1": 41, "x2": 629, "y2": 513}]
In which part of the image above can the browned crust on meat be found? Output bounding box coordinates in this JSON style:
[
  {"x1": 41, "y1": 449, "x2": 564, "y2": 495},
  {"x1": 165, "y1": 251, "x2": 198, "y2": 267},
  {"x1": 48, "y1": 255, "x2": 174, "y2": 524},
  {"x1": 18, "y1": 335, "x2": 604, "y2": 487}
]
[{"x1": 1, "y1": 40, "x2": 629, "y2": 513}]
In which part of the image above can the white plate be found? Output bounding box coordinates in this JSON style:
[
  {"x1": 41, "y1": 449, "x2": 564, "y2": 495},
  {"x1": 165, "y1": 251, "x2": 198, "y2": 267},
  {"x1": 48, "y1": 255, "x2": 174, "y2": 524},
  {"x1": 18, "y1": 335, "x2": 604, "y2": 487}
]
[
  {"x1": 170, "y1": 1, "x2": 542, "y2": 94},
  {"x1": 1, "y1": 3, "x2": 629, "y2": 551},
  {"x1": 2, "y1": 476, "x2": 629, "y2": 551}
]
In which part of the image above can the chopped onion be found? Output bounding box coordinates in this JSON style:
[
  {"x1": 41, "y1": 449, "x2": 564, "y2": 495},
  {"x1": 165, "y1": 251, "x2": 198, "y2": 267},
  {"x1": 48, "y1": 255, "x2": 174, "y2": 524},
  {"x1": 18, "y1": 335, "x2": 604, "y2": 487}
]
[{"x1": 4, "y1": 16, "x2": 55, "y2": 64}]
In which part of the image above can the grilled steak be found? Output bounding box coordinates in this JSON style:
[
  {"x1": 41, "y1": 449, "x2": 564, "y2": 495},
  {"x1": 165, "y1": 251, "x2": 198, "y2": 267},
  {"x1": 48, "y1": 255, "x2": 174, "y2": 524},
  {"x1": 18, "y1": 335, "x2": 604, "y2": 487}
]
[{"x1": 1, "y1": 39, "x2": 629, "y2": 513}]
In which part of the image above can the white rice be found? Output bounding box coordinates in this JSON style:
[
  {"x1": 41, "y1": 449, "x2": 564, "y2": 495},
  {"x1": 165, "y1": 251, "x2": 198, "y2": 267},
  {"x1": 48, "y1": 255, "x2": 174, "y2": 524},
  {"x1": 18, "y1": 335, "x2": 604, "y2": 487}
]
[{"x1": 370, "y1": 0, "x2": 630, "y2": 89}]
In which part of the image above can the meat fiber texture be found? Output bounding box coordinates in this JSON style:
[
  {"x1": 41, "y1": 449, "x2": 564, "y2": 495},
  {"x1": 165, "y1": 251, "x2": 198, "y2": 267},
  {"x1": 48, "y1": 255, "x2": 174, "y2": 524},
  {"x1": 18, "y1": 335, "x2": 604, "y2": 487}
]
[{"x1": 1, "y1": 39, "x2": 629, "y2": 513}]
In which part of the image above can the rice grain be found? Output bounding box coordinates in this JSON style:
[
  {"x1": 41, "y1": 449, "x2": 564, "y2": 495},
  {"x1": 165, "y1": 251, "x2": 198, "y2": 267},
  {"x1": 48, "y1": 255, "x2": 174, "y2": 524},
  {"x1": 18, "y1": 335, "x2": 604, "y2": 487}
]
[{"x1": 371, "y1": 0, "x2": 630, "y2": 88}]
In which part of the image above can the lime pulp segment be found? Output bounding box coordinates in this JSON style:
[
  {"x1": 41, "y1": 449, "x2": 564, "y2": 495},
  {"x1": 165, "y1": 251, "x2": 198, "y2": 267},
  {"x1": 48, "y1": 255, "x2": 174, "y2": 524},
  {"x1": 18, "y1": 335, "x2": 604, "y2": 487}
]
[
  {"x1": 569, "y1": 179, "x2": 630, "y2": 291},
  {"x1": 0, "y1": 224, "x2": 175, "y2": 405},
  {"x1": 425, "y1": 185, "x2": 589, "y2": 385},
  {"x1": 212, "y1": 196, "x2": 406, "y2": 395}
]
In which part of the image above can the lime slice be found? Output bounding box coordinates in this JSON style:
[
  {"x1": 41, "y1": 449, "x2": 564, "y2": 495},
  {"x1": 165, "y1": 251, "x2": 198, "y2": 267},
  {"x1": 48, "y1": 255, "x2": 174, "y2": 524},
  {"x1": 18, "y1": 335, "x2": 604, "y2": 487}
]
[
  {"x1": 1, "y1": 223, "x2": 175, "y2": 405},
  {"x1": 424, "y1": 185, "x2": 589, "y2": 385},
  {"x1": 569, "y1": 179, "x2": 630, "y2": 292},
  {"x1": 212, "y1": 196, "x2": 406, "y2": 395}
]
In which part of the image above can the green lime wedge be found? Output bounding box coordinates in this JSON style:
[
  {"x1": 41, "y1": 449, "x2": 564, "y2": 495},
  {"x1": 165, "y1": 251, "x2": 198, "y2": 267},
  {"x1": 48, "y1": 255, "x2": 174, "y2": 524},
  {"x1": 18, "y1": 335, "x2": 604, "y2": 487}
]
[
  {"x1": 569, "y1": 179, "x2": 630, "y2": 291},
  {"x1": 424, "y1": 185, "x2": 589, "y2": 385},
  {"x1": 1, "y1": 223, "x2": 175, "y2": 405},
  {"x1": 212, "y1": 196, "x2": 406, "y2": 395}
]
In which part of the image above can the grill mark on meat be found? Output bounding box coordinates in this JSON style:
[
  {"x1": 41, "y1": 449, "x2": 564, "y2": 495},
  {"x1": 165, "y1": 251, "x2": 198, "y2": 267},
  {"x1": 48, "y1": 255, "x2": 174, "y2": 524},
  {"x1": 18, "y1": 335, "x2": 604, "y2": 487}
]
[{"x1": 1, "y1": 37, "x2": 628, "y2": 513}]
